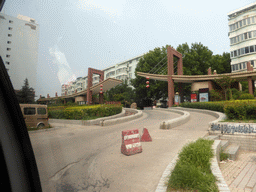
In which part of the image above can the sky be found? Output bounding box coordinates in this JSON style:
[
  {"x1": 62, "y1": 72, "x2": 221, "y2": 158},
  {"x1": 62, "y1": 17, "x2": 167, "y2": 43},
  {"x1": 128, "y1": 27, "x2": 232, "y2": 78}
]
[{"x1": 2, "y1": 0, "x2": 256, "y2": 98}]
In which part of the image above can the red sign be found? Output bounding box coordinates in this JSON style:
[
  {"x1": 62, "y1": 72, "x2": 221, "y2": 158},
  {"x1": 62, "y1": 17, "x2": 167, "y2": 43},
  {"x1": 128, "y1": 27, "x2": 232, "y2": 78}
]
[
  {"x1": 191, "y1": 93, "x2": 197, "y2": 103},
  {"x1": 121, "y1": 129, "x2": 142, "y2": 156}
]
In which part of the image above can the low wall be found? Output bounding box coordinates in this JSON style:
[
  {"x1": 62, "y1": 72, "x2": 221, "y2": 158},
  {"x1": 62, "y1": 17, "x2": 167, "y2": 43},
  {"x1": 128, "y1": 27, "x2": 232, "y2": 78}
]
[
  {"x1": 100, "y1": 108, "x2": 143, "y2": 126},
  {"x1": 155, "y1": 108, "x2": 190, "y2": 129}
]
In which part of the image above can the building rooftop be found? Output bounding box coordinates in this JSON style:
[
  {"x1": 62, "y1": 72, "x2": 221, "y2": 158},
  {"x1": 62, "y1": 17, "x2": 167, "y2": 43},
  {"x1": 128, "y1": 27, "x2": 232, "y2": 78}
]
[{"x1": 228, "y1": 2, "x2": 256, "y2": 19}]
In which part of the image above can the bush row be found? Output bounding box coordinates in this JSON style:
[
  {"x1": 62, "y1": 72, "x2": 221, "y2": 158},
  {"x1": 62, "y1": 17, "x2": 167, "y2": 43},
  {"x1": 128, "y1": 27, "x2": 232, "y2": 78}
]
[
  {"x1": 48, "y1": 104, "x2": 122, "y2": 120},
  {"x1": 180, "y1": 99, "x2": 256, "y2": 120},
  {"x1": 168, "y1": 138, "x2": 218, "y2": 192}
]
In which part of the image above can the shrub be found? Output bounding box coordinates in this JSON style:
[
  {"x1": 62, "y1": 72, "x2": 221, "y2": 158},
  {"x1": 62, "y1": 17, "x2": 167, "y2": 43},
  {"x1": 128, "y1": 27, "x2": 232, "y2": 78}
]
[
  {"x1": 168, "y1": 139, "x2": 217, "y2": 192},
  {"x1": 48, "y1": 104, "x2": 122, "y2": 120},
  {"x1": 239, "y1": 93, "x2": 254, "y2": 100}
]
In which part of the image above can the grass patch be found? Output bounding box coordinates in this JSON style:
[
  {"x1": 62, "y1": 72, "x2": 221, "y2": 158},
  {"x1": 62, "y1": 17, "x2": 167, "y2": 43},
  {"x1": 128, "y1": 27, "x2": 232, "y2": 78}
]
[
  {"x1": 220, "y1": 148, "x2": 229, "y2": 161},
  {"x1": 167, "y1": 138, "x2": 218, "y2": 192}
]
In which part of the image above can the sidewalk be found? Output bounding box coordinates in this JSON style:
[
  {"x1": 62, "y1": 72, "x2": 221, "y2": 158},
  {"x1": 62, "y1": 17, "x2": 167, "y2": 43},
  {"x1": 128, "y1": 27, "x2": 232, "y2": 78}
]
[{"x1": 219, "y1": 150, "x2": 256, "y2": 192}]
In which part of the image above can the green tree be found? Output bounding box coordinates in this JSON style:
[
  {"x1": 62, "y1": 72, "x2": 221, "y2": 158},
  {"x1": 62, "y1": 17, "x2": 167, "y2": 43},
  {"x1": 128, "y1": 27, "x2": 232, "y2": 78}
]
[
  {"x1": 104, "y1": 80, "x2": 135, "y2": 107},
  {"x1": 16, "y1": 78, "x2": 35, "y2": 103},
  {"x1": 214, "y1": 75, "x2": 235, "y2": 100},
  {"x1": 131, "y1": 46, "x2": 170, "y2": 107},
  {"x1": 210, "y1": 52, "x2": 231, "y2": 74}
]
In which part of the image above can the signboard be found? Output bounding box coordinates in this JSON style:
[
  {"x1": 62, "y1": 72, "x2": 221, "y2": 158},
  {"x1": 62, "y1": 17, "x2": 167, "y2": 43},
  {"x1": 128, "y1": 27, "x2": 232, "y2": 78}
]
[
  {"x1": 174, "y1": 95, "x2": 180, "y2": 105},
  {"x1": 199, "y1": 92, "x2": 209, "y2": 102},
  {"x1": 190, "y1": 93, "x2": 197, "y2": 103},
  {"x1": 199, "y1": 88, "x2": 209, "y2": 102},
  {"x1": 210, "y1": 123, "x2": 256, "y2": 135}
]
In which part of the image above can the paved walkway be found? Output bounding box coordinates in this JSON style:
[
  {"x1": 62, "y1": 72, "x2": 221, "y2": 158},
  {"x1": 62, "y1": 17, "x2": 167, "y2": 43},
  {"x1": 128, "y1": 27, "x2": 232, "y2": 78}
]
[{"x1": 219, "y1": 150, "x2": 256, "y2": 192}]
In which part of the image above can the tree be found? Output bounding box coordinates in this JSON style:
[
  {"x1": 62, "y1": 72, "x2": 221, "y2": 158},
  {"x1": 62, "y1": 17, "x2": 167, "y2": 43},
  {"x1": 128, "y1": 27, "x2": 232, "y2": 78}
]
[
  {"x1": 16, "y1": 78, "x2": 35, "y2": 103},
  {"x1": 214, "y1": 75, "x2": 235, "y2": 100},
  {"x1": 104, "y1": 80, "x2": 135, "y2": 107},
  {"x1": 210, "y1": 52, "x2": 231, "y2": 74},
  {"x1": 131, "y1": 46, "x2": 170, "y2": 108}
]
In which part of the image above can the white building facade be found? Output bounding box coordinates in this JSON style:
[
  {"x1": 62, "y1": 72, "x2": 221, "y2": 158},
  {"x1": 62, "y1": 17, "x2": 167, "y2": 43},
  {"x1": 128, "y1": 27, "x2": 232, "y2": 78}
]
[
  {"x1": 61, "y1": 54, "x2": 143, "y2": 96},
  {"x1": 0, "y1": 13, "x2": 39, "y2": 90},
  {"x1": 228, "y1": 2, "x2": 256, "y2": 72}
]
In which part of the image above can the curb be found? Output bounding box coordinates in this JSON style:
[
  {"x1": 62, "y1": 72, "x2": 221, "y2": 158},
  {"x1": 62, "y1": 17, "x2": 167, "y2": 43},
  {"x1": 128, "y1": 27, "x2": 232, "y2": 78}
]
[
  {"x1": 100, "y1": 108, "x2": 143, "y2": 126},
  {"x1": 154, "y1": 108, "x2": 190, "y2": 129},
  {"x1": 173, "y1": 107, "x2": 226, "y2": 132},
  {"x1": 49, "y1": 108, "x2": 143, "y2": 127},
  {"x1": 211, "y1": 140, "x2": 230, "y2": 192}
]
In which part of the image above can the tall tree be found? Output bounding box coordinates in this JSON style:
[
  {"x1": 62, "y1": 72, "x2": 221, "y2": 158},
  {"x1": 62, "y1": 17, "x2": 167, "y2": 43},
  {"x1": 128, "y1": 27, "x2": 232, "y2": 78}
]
[
  {"x1": 104, "y1": 80, "x2": 135, "y2": 107},
  {"x1": 131, "y1": 45, "x2": 170, "y2": 107},
  {"x1": 16, "y1": 78, "x2": 35, "y2": 103},
  {"x1": 210, "y1": 52, "x2": 231, "y2": 74},
  {"x1": 214, "y1": 75, "x2": 235, "y2": 100}
]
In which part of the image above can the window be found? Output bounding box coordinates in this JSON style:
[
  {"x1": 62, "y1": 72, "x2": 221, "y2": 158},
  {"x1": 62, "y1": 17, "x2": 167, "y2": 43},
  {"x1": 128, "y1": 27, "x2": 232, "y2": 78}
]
[
  {"x1": 24, "y1": 108, "x2": 36, "y2": 115},
  {"x1": 250, "y1": 46, "x2": 254, "y2": 52},
  {"x1": 129, "y1": 67, "x2": 132, "y2": 72},
  {"x1": 5, "y1": 61, "x2": 10, "y2": 65},
  {"x1": 9, "y1": 20, "x2": 13, "y2": 23},
  {"x1": 241, "y1": 34, "x2": 244, "y2": 41},
  {"x1": 8, "y1": 27, "x2": 12, "y2": 30},
  {"x1": 239, "y1": 20, "x2": 242, "y2": 27},
  {"x1": 234, "y1": 50, "x2": 237, "y2": 57},
  {"x1": 235, "y1": 64, "x2": 238, "y2": 70},
  {"x1": 229, "y1": 25, "x2": 232, "y2": 31},
  {"x1": 37, "y1": 108, "x2": 46, "y2": 115},
  {"x1": 238, "y1": 49, "x2": 240, "y2": 56},
  {"x1": 251, "y1": 60, "x2": 254, "y2": 67},
  {"x1": 236, "y1": 22, "x2": 238, "y2": 29},
  {"x1": 6, "y1": 55, "x2": 10, "y2": 58},
  {"x1": 245, "y1": 47, "x2": 249, "y2": 54},
  {"x1": 252, "y1": 17, "x2": 255, "y2": 23},
  {"x1": 8, "y1": 34, "x2": 12, "y2": 37},
  {"x1": 239, "y1": 63, "x2": 242, "y2": 69},
  {"x1": 247, "y1": 18, "x2": 251, "y2": 25},
  {"x1": 231, "y1": 52, "x2": 234, "y2": 57},
  {"x1": 244, "y1": 32, "x2": 248, "y2": 39},
  {"x1": 254, "y1": 31, "x2": 256, "y2": 37},
  {"x1": 129, "y1": 73, "x2": 132, "y2": 78},
  {"x1": 243, "y1": 19, "x2": 246, "y2": 25},
  {"x1": 241, "y1": 47, "x2": 245, "y2": 55},
  {"x1": 248, "y1": 31, "x2": 252, "y2": 38},
  {"x1": 243, "y1": 62, "x2": 246, "y2": 69},
  {"x1": 7, "y1": 41, "x2": 11, "y2": 44},
  {"x1": 232, "y1": 65, "x2": 235, "y2": 71},
  {"x1": 237, "y1": 35, "x2": 240, "y2": 42},
  {"x1": 6, "y1": 48, "x2": 11, "y2": 51}
]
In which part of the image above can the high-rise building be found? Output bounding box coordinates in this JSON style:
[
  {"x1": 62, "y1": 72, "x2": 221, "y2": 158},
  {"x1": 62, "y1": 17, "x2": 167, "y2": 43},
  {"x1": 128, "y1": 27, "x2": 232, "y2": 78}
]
[
  {"x1": 61, "y1": 54, "x2": 143, "y2": 96},
  {"x1": 228, "y1": 2, "x2": 256, "y2": 73},
  {"x1": 0, "y1": 13, "x2": 39, "y2": 90}
]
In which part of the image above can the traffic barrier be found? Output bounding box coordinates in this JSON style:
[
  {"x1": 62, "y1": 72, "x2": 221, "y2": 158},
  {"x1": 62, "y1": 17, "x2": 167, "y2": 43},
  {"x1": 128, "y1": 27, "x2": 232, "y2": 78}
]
[
  {"x1": 121, "y1": 129, "x2": 142, "y2": 156},
  {"x1": 140, "y1": 128, "x2": 152, "y2": 142}
]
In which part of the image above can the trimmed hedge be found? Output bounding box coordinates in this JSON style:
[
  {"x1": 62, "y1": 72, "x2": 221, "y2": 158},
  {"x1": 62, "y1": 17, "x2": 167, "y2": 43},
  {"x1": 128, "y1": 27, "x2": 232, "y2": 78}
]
[
  {"x1": 48, "y1": 104, "x2": 122, "y2": 120},
  {"x1": 180, "y1": 100, "x2": 256, "y2": 120}
]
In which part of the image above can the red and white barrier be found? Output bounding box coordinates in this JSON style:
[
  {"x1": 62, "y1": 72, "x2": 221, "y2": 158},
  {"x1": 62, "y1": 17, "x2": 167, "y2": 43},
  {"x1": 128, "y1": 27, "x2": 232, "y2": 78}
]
[
  {"x1": 140, "y1": 128, "x2": 152, "y2": 142},
  {"x1": 121, "y1": 129, "x2": 142, "y2": 156}
]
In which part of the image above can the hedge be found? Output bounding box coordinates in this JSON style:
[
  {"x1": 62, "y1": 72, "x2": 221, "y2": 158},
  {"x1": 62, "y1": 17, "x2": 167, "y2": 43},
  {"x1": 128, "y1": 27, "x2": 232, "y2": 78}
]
[
  {"x1": 180, "y1": 100, "x2": 256, "y2": 120},
  {"x1": 48, "y1": 104, "x2": 122, "y2": 120}
]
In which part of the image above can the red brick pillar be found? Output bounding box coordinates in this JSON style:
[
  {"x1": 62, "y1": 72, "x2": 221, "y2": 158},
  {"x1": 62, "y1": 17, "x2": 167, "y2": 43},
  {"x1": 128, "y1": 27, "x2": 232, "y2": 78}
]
[
  {"x1": 208, "y1": 67, "x2": 213, "y2": 91},
  {"x1": 177, "y1": 56, "x2": 183, "y2": 103},
  {"x1": 99, "y1": 93, "x2": 103, "y2": 104},
  {"x1": 167, "y1": 47, "x2": 174, "y2": 107},
  {"x1": 87, "y1": 68, "x2": 93, "y2": 105},
  {"x1": 247, "y1": 62, "x2": 254, "y2": 95}
]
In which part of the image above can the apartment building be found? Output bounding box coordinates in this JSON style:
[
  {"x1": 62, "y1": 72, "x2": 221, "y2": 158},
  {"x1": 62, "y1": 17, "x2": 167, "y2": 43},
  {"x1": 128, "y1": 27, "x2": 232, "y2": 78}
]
[
  {"x1": 228, "y1": 2, "x2": 256, "y2": 72},
  {"x1": 0, "y1": 13, "x2": 39, "y2": 90},
  {"x1": 61, "y1": 54, "x2": 143, "y2": 96}
]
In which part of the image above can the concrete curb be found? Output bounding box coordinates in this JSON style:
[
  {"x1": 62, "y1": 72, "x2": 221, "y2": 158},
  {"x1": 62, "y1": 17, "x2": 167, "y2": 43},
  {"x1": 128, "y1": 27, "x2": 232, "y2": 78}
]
[
  {"x1": 100, "y1": 108, "x2": 143, "y2": 126},
  {"x1": 155, "y1": 154, "x2": 179, "y2": 192},
  {"x1": 154, "y1": 108, "x2": 190, "y2": 129},
  {"x1": 174, "y1": 107, "x2": 226, "y2": 132},
  {"x1": 211, "y1": 140, "x2": 230, "y2": 192},
  {"x1": 49, "y1": 108, "x2": 143, "y2": 127}
]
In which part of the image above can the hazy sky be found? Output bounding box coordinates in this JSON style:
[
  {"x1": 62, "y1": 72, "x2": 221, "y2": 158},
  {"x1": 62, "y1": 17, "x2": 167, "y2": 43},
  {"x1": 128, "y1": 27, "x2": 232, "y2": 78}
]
[{"x1": 2, "y1": 0, "x2": 256, "y2": 98}]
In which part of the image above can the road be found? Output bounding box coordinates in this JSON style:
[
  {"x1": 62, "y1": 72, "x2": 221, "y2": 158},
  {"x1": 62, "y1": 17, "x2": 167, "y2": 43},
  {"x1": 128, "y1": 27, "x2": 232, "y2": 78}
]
[{"x1": 29, "y1": 109, "x2": 216, "y2": 192}]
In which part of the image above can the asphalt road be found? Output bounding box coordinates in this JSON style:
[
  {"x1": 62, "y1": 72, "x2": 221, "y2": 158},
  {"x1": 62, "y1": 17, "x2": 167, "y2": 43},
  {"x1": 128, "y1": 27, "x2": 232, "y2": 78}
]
[{"x1": 29, "y1": 109, "x2": 216, "y2": 192}]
